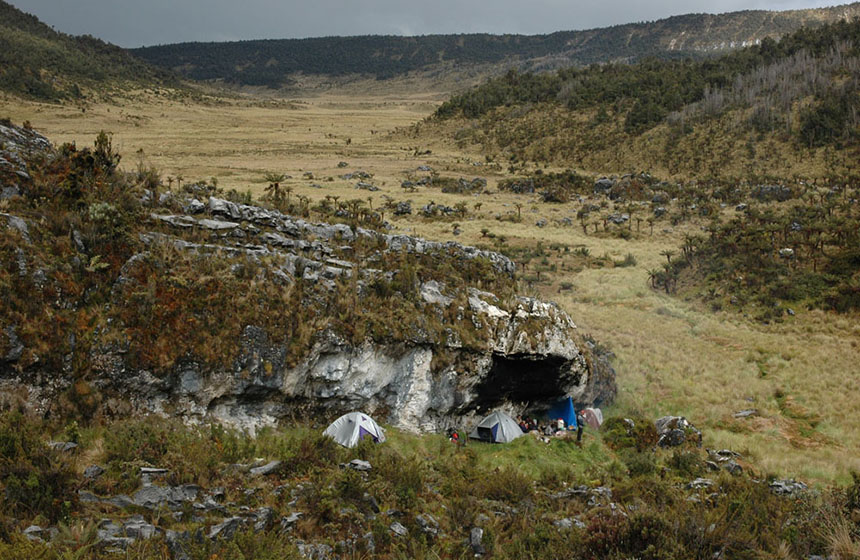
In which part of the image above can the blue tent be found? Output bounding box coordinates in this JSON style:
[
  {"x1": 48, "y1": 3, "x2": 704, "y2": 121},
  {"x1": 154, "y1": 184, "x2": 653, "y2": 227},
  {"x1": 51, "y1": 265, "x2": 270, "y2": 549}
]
[{"x1": 547, "y1": 396, "x2": 577, "y2": 428}]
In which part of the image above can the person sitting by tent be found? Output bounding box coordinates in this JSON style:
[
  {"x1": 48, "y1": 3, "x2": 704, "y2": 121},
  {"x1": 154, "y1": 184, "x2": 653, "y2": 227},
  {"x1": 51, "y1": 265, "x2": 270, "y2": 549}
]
[
  {"x1": 518, "y1": 417, "x2": 529, "y2": 433},
  {"x1": 556, "y1": 417, "x2": 565, "y2": 432}
]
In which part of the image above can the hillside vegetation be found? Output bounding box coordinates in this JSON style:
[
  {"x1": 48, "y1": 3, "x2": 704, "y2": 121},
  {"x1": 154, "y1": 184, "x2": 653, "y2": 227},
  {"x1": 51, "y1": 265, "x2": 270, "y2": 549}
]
[
  {"x1": 435, "y1": 18, "x2": 860, "y2": 166},
  {"x1": 0, "y1": 0, "x2": 177, "y2": 101},
  {"x1": 131, "y1": 4, "x2": 860, "y2": 88}
]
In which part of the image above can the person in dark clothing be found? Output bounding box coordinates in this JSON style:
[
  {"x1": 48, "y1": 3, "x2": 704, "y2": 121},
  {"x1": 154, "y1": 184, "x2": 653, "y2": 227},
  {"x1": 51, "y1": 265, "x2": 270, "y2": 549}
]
[{"x1": 576, "y1": 411, "x2": 587, "y2": 444}]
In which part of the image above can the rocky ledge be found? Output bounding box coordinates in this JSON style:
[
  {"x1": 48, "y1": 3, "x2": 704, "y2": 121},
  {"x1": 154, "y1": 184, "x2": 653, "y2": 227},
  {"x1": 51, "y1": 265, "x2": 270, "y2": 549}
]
[{"x1": 0, "y1": 124, "x2": 615, "y2": 433}]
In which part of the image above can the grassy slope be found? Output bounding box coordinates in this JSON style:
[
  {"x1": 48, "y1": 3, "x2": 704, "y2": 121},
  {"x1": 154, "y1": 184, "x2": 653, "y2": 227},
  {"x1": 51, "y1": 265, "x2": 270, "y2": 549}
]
[{"x1": 0, "y1": 0, "x2": 176, "y2": 100}]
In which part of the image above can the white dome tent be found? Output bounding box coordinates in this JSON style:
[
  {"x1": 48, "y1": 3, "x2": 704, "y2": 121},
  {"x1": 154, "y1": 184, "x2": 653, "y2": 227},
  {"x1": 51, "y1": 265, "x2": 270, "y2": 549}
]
[{"x1": 323, "y1": 412, "x2": 386, "y2": 448}]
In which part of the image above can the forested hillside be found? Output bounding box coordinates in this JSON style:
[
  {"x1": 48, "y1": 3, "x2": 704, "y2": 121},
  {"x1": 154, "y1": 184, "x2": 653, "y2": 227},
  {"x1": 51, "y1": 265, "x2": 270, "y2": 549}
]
[
  {"x1": 131, "y1": 3, "x2": 860, "y2": 88},
  {"x1": 431, "y1": 18, "x2": 860, "y2": 177},
  {"x1": 0, "y1": 0, "x2": 176, "y2": 100}
]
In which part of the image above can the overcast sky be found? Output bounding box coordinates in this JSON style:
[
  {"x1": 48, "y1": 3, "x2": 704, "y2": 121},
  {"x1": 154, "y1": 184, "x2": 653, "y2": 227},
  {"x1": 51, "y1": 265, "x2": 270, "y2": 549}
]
[{"x1": 9, "y1": 0, "x2": 848, "y2": 48}]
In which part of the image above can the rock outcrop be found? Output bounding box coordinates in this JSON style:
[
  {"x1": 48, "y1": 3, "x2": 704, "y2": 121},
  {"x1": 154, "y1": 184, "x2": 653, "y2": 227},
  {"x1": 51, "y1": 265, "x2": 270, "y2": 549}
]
[{"x1": 0, "y1": 124, "x2": 616, "y2": 434}]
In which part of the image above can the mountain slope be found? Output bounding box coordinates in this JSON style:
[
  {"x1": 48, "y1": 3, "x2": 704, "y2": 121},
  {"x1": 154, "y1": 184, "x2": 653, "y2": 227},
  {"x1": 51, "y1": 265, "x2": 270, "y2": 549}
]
[
  {"x1": 428, "y1": 17, "x2": 860, "y2": 179},
  {"x1": 0, "y1": 0, "x2": 176, "y2": 100},
  {"x1": 131, "y1": 3, "x2": 860, "y2": 88}
]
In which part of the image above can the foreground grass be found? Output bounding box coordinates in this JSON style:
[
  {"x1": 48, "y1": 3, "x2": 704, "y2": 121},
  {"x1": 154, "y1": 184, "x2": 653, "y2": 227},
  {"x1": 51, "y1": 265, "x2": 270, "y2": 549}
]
[{"x1": 1, "y1": 412, "x2": 859, "y2": 559}]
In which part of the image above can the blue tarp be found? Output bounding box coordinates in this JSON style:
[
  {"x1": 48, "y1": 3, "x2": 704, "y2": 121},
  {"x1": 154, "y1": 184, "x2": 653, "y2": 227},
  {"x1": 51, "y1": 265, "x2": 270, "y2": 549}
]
[{"x1": 547, "y1": 396, "x2": 577, "y2": 428}]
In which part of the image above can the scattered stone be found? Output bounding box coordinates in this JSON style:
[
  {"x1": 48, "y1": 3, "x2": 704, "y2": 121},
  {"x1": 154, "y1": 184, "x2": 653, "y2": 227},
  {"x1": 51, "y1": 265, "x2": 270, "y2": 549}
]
[
  {"x1": 48, "y1": 441, "x2": 78, "y2": 452},
  {"x1": 779, "y1": 248, "x2": 795, "y2": 259},
  {"x1": 84, "y1": 465, "x2": 105, "y2": 479},
  {"x1": 337, "y1": 162, "x2": 348, "y2": 168},
  {"x1": 281, "y1": 512, "x2": 303, "y2": 531},
  {"x1": 393, "y1": 201, "x2": 412, "y2": 215},
  {"x1": 296, "y1": 541, "x2": 333, "y2": 560},
  {"x1": 165, "y1": 530, "x2": 191, "y2": 560},
  {"x1": 105, "y1": 495, "x2": 135, "y2": 509},
  {"x1": 656, "y1": 416, "x2": 702, "y2": 448},
  {"x1": 654, "y1": 206, "x2": 667, "y2": 217},
  {"x1": 416, "y1": 514, "x2": 439, "y2": 537},
  {"x1": 133, "y1": 484, "x2": 199, "y2": 510},
  {"x1": 253, "y1": 507, "x2": 275, "y2": 532},
  {"x1": 736, "y1": 203, "x2": 748, "y2": 212},
  {"x1": 470, "y1": 527, "x2": 486, "y2": 555},
  {"x1": 417, "y1": 165, "x2": 433, "y2": 172},
  {"x1": 389, "y1": 522, "x2": 408, "y2": 538},
  {"x1": 724, "y1": 461, "x2": 743, "y2": 475},
  {"x1": 770, "y1": 479, "x2": 808, "y2": 496},
  {"x1": 209, "y1": 517, "x2": 244, "y2": 540},
  {"x1": 687, "y1": 478, "x2": 715, "y2": 490},
  {"x1": 608, "y1": 213, "x2": 629, "y2": 225},
  {"x1": 140, "y1": 467, "x2": 169, "y2": 485},
  {"x1": 347, "y1": 459, "x2": 372, "y2": 472},
  {"x1": 355, "y1": 181, "x2": 379, "y2": 192},
  {"x1": 23, "y1": 525, "x2": 46, "y2": 543},
  {"x1": 78, "y1": 490, "x2": 100, "y2": 503},
  {"x1": 250, "y1": 460, "x2": 282, "y2": 476},
  {"x1": 123, "y1": 516, "x2": 159, "y2": 540},
  {"x1": 594, "y1": 178, "x2": 615, "y2": 194},
  {"x1": 2, "y1": 325, "x2": 23, "y2": 363},
  {"x1": 651, "y1": 191, "x2": 670, "y2": 204},
  {"x1": 733, "y1": 409, "x2": 758, "y2": 418},
  {"x1": 1, "y1": 213, "x2": 30, "y2": 242},
  {"x1": 707, "y1": 450, "x2": 740, "y2": 464},
  {"x1": 536, "y1": 219, "x2": 547, "y2": 228},
  {"x1": 185, "y1": 198, "x2": 206, "y2": 214},
  {"x1": 553, "y1": 518, "x2": 574, "y2": 530}
]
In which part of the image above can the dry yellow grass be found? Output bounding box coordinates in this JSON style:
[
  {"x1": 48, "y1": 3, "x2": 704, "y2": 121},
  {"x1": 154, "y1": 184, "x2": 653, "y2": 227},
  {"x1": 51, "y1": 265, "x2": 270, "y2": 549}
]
[{"x1": 3, "y1": 89, "x2": 859, "y2": 485}]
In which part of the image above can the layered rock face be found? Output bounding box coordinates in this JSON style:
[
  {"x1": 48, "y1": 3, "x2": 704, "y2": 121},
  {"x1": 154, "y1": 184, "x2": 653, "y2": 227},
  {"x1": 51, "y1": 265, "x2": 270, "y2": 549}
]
[{"x1": 0, "y1": 124, "x2": 616, "y2": 433}]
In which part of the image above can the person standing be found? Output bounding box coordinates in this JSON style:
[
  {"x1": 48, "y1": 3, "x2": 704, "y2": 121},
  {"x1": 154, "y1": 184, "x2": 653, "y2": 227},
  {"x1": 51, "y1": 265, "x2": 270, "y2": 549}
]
[{"x1": 576, "y1": 410, "x2": 587, "y2": 444}]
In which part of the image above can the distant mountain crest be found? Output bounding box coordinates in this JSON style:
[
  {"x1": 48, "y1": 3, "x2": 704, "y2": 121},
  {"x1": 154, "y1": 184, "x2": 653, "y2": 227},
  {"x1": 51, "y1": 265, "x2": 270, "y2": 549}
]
[{"x1": 131, "y1": 3, "x2": 860, "y2": 88}]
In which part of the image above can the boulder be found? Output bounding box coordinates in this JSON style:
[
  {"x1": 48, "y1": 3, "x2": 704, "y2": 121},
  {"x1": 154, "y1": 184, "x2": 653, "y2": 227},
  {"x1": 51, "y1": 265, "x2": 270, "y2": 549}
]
[{"x1": 656, "y1": 416, "x2": 701, "y2": 448}]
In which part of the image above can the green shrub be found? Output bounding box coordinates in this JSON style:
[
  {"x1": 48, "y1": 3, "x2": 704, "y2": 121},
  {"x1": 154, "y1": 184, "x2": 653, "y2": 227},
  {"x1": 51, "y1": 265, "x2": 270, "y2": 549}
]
[
  {"x1": 602, "y1": 416, "x2": 658, "y2": 452},
  {"x1": 0, "y1": 411, "x2": 77, "y2": 523}
]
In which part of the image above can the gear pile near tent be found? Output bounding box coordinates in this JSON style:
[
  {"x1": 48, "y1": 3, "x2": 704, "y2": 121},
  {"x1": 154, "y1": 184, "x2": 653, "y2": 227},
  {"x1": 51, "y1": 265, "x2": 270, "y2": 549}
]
[
  {"x1": 323, "y1": 412, "x2": 386, "y2": 448},
  {"x1": 547, "y1": 396, "x2": 578, "y2": 429},
  {"x1": 469, "y1": 410, "x2": 524, "y2": 444}
]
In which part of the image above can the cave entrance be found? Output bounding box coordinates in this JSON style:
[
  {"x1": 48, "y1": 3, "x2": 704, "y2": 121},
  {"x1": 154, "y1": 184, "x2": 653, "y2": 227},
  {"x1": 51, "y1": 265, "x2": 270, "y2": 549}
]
[{"x1": 469, "y1": 353, "x2": 576, "y2": 412}]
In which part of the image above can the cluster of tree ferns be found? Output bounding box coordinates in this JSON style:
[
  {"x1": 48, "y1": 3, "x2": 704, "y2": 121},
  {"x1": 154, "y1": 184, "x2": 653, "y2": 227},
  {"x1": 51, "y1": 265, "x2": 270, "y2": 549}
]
[
  {"x1": 0, "y1": 0, "x2": 176, "y2": 100},
  {"x1": 651, "y1": 181, "x2": 860, "y2": 316},
  {"x1": 436, "y1": 18, "x2": 860, "y2": 147},
  {"x1": 129, "y1": 8, "x2": 849, "y2": 86}
]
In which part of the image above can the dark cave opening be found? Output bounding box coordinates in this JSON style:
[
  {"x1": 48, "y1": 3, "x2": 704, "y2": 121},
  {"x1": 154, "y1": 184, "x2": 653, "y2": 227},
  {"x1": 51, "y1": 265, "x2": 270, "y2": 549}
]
[{"x1": 468, "y1": 353, "x2": 578, "y2": 412}]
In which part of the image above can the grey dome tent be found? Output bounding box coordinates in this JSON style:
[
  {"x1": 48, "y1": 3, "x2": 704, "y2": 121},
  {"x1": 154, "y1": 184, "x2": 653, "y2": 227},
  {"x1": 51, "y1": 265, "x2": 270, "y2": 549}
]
[
  {"x1": 323, "y1": 412, "x2": 386, "y2": 448},
  {"x1": 469, "y1": 410, "x2": 524, "y2": 444}
]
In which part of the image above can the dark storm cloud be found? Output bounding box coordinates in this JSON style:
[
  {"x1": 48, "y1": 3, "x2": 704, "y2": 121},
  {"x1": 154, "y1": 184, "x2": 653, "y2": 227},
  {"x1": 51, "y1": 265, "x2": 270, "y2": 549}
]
[{"x1": 9, "y1": 0, "x2": 845, "y2": 47}]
